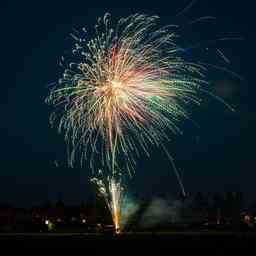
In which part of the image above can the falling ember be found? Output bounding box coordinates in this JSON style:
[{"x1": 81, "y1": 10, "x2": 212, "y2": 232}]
[{"x1": 91, "y1": 170, "x2": 123, "y2": 234}]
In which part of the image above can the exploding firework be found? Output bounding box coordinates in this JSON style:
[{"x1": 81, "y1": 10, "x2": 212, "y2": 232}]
[
  {"x1": 46, "y1": 13, "x2": 235, "y2": 232},
  {"x1": 46, "y1": 13, "x2": 211, "y2": 177}
]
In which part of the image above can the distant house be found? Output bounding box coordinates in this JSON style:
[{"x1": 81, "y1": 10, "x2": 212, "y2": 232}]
[
  {"x1": 65, "y1": 206, "x2": 81, "y2": 224},
  {"x1": 0, "y1": 204, "x2": 15, "y2": 226},
  {"x1": 15, "y1": 208, "x2": 31, "y2": 223},
  {"x1": 55, "y1": 200, "x2": 65, "y2": 223}
]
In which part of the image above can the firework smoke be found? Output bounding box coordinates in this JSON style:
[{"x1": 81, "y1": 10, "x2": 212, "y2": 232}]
[{"x1": 139, "y1": 197, "x2": 182, "y2": 228}]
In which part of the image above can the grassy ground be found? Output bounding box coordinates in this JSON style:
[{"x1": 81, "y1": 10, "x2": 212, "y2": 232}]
[{"x1": 0, "y1": 231, "x2": 255, "y2": 251}]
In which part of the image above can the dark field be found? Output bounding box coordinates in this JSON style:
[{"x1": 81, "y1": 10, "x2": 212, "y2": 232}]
[{"x1": 0, "y1": 232, "x2": 255, "y2": 252}]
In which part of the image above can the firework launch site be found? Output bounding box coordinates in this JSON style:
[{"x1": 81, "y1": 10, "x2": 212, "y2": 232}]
[{"x1": 1, "y1": 191, "x2": 256, "y2": 251}]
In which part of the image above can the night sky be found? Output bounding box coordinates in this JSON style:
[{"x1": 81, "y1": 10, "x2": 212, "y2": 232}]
[{"x1": 0, "y1": 0, "x2": 254, "y2": 207}]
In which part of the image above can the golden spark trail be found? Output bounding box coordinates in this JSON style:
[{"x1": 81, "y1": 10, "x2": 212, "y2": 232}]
[{"x1": 91, "y1": 171, "x2": 123, "y2": 234}]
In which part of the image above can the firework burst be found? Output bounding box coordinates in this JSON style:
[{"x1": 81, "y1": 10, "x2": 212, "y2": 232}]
[
  {"x1": 46, "y1": 12, "x2": 238, "y2": 234},
  {"x1": 46, "y1": 13, "x2": 208, "y2": 175}
]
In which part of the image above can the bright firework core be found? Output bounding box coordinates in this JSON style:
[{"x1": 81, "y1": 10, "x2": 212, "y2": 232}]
[{"x1": 97, "y1": 81, "x2": 123, "y2": 100}]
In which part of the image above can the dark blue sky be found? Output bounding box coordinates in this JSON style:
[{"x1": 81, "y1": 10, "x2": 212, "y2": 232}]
[{"x1": 0, "y1": 0, "x2": 254, "y2": 207}]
